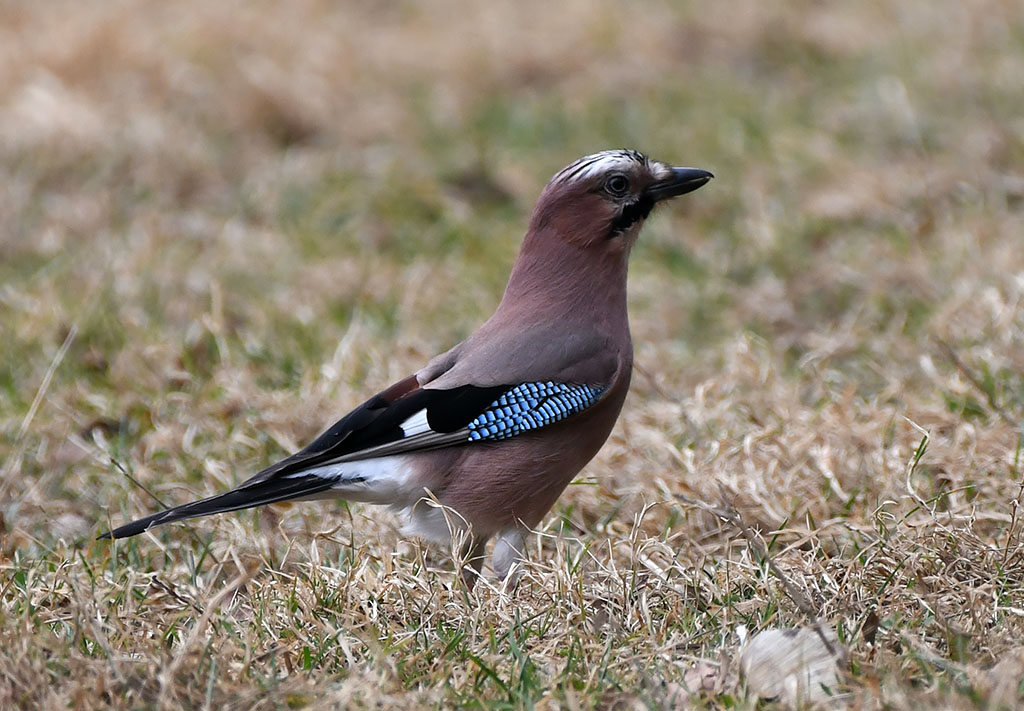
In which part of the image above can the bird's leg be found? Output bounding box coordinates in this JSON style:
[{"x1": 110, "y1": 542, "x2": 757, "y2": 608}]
[
  {"x1": 458, "y1": 534, "x2": 489, "y2": 590},
  {"x1": 492, "y1": 527, "x2": 527, "y2": 589}
]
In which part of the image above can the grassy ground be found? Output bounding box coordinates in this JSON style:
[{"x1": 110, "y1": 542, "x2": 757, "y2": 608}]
[{"x1": 3, "y1": 0, "x2": 1024, "y2": 708}]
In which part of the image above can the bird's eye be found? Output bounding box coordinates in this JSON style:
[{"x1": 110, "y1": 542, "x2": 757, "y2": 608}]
[{"x1": 605, "y1": 174, "x2": 630, "y2": 196}]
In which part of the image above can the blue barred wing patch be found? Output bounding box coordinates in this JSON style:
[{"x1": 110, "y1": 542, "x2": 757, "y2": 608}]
[{"x1": 466, "y1": 382, "x2": 605, "y2": 442}]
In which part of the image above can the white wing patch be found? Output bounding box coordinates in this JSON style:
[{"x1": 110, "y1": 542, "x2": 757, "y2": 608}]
[{"x1": 399, "y1": 409, "x2": 433, "y2": 438}]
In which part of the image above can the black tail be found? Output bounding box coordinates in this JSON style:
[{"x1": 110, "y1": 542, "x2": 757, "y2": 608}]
[{"x1": 98, "y1": 475, "x2": 336, "y2": 540}]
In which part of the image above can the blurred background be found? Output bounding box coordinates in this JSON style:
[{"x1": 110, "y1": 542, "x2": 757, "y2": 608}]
[{"x1": 2, "y1": 0, "x2": 1023, "y2": 708}]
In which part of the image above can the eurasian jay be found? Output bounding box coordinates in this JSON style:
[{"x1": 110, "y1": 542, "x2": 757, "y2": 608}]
[{"x1": 101, "y1": 150, "x2": 712, "y2": 584}]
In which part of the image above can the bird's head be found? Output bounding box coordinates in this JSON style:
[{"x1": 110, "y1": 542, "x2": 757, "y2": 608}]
[{"x1": 530, "y1": 150, "x2": 713, "y2": 251}]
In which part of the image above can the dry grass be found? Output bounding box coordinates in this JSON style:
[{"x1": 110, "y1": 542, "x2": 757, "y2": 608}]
[{"x1": 2, "y1": 0, "x2": 1024, "y2": 708}]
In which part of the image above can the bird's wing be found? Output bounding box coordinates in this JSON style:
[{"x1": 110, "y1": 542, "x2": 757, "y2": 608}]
[
  {"x1": 100, "y1": 328, "x2": 622, "y2": 540},
  {"x1": 100, "y1": 377, "x2": 608, "y2": 539},
  {"x1": 243, "y1": 378, "x2": 608, "y2": 485},
  {"x1": 245, "y1": 324, "x2": 622, "y2": 484}
]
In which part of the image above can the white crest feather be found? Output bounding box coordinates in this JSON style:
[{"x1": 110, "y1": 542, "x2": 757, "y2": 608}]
[{"x1": 553, "y1": 149, "x2": 649, "y2": 184}]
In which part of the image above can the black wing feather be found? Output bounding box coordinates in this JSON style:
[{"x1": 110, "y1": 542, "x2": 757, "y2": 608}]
[{"x1": 239, "y1": 383, "x2": 511, "y2": 484}]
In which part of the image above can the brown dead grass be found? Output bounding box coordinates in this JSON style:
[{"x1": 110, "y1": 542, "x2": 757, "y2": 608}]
[{"x1": 2, "y1": 0, "x2": 1024, "y2": 709}]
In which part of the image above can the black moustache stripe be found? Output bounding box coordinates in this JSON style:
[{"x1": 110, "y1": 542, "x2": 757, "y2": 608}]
[{"x1": 609, "y1": 196, "x2": 654, "y2": 236}]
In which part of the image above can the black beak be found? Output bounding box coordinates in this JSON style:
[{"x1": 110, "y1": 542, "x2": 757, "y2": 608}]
[{"x1": 646, "y1": 167, "x2": 714, "y2": 202}]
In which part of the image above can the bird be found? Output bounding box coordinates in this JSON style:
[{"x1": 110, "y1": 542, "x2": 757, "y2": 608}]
[{"x1": 100, "y1": 149, "x2": 713, "y2": 586}]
